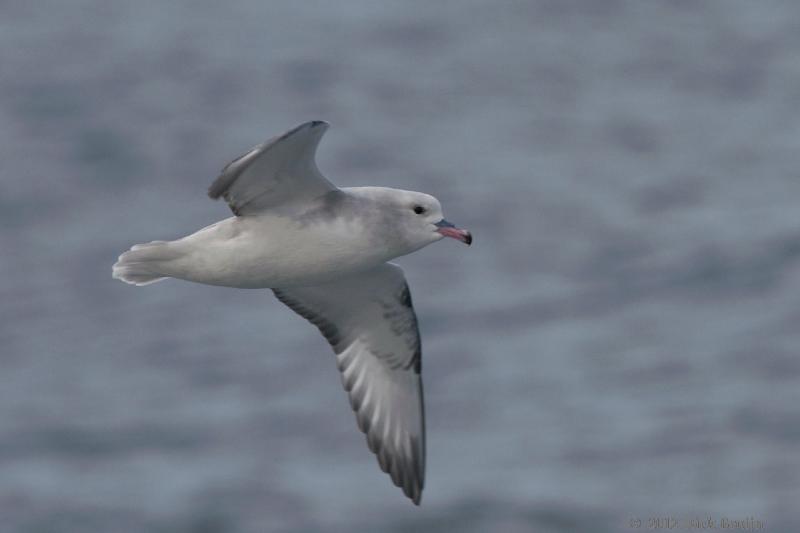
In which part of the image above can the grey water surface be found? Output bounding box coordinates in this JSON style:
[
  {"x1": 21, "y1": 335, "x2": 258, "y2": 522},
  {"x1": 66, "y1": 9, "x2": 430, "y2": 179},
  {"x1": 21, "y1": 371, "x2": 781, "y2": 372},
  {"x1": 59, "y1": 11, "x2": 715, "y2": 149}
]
[{"x1": 1, "y1": 1, "x2": 799, "y2": 532}]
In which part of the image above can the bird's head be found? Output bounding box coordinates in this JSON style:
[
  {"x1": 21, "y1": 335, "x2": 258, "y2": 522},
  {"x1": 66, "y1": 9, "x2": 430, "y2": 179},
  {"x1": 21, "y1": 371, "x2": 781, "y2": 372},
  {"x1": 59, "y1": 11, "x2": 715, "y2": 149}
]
[{"x1": 359, "y1": 188, "x2": 472, "y2": 254}]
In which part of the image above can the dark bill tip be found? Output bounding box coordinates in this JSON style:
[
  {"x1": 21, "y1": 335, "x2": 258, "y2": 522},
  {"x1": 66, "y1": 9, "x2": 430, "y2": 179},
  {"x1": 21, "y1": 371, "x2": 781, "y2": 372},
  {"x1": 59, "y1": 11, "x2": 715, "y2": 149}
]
[{"x1": 435, "y1": 219, "x2": 472, "y2": 245}]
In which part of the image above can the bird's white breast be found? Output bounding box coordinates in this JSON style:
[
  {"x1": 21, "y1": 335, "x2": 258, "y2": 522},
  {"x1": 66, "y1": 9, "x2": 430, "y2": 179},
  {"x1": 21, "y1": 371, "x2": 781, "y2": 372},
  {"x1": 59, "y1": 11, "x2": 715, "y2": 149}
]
[{"x1": 167, "y1": 214, "x2": 393, "y2": 288}]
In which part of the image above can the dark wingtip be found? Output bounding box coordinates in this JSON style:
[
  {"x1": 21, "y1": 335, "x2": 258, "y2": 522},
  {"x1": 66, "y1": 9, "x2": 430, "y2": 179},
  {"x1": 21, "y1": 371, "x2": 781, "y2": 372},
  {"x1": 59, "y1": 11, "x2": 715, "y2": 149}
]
[
  {"x1": 208, "y1": 175, "x2": 227, "y2": 199},
  {"x1": 464, "y1": 232, "x2": 473, "y2": 246}
]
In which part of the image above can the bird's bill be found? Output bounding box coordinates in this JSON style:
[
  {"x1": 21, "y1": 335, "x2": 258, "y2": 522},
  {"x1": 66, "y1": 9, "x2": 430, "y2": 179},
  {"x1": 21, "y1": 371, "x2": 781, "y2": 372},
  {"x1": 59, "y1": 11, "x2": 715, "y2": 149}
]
[{"x1": 434, "y1": 219, "x2": 472, "y2": 245}]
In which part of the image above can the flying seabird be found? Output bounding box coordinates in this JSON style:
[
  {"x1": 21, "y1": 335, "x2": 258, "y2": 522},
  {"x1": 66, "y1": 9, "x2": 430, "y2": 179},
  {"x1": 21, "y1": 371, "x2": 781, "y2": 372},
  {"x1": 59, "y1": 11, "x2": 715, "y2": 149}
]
[{"x1": 112, "y1": 120, "x2": 472, "y2": 504}]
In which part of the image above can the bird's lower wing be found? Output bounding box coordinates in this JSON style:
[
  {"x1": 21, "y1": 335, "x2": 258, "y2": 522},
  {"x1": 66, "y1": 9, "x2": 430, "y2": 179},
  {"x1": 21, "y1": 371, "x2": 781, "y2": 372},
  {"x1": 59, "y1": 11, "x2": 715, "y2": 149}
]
[{"x1": 273, "y1": 263, "x2": 425, "y2": 504}]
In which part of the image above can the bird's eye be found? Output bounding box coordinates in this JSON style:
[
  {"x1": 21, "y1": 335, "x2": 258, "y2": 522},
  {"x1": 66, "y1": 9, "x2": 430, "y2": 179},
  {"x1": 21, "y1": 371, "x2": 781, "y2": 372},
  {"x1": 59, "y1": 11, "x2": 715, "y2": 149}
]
[{"x1": 413, "y1": 205, "x2": 426, "y2": 215}]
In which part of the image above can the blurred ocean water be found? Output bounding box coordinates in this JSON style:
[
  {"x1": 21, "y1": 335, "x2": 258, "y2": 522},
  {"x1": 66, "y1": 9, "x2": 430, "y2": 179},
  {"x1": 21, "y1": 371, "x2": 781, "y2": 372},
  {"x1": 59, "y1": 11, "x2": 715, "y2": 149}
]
[{"x1": 1, "y1": 1, "x2": 799, "y2": 531}]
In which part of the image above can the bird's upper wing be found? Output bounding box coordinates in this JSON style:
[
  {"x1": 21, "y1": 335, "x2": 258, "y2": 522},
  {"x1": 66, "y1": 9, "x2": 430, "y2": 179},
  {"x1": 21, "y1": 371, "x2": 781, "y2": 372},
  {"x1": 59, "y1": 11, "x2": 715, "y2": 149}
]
[
  {"x1": 273, "y1": 263, "x2": 425, "y2": 504},
  {"x1": 208, "y1": 121, "x2": 335, "y2": 216}
]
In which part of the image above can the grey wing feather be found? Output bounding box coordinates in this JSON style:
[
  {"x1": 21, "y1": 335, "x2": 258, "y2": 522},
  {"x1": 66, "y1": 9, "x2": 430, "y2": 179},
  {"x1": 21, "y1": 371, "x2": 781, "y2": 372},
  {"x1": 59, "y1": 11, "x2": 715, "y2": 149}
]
[
  {"x1": 209, "y1": 121, "x2": 336, "y2": 216},
  {"x1": 273, "y1": 263, "x2": 425, "y2": 505}
]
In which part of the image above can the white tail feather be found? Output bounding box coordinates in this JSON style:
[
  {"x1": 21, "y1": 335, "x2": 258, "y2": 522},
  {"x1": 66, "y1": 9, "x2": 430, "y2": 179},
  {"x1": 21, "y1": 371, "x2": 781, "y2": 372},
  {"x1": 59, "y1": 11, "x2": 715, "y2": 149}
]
[{"x1": 112, "y1": 240, "x2": 178, "y2": 286}]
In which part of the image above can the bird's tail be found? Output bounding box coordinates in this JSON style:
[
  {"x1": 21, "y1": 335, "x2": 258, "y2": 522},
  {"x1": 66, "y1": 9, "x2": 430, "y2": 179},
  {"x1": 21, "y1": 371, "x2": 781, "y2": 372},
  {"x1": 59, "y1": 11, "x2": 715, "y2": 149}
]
[{"x1": 112, "y1": 240, "x2": 181, "y2": 286}]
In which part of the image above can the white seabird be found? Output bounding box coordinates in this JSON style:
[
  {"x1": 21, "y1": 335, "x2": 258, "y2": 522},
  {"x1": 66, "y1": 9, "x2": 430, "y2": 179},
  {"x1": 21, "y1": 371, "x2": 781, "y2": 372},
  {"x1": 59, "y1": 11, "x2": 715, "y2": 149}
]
[{"x1": 112, "y1": 120, "x2": 472, "y2": 505}]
